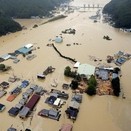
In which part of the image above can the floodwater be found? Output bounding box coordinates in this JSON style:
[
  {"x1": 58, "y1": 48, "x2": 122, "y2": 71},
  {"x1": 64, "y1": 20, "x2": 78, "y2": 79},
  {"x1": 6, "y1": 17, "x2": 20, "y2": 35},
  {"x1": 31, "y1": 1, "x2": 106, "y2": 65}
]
[{"x1": 0, "y1": 0, "x2": 131, "y2": 131}]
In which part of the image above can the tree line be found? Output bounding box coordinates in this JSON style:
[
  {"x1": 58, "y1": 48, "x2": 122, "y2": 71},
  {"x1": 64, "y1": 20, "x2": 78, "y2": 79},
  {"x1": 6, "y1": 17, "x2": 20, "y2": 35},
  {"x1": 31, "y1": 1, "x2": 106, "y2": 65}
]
[
  {"x1": 0, "y1": 16, "x2": 22, "y2": 36},
  {"x1": 103, "y1": 0, "x2": 131, "y2": 28},
  {"x1": 0, "y1": 0, "x2": 69, "y2": 18},
  {"x1": 0, "y1": 0, "x2": 69, "y2": 36}
]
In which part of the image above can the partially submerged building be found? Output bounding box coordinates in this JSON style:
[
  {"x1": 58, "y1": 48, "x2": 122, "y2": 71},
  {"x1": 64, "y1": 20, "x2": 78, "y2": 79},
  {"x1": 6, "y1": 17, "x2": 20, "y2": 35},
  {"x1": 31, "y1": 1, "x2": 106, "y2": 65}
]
[
  {"x1": 38, "y1": 108, "x2": 61, "y2": 121},
  {"x1": 19, "y1": 93, "x2": 40, "y2": 119},
  {"x1": 8, "y1": 107, "x2": 19, "y2": 116},
  {"x1": 77, "y1": 64, "x2": 95, "y2": 79},
  {"x1": 72, "y1": 94, "x2": 82, "y2": 103},
  {"x1": 65, "y1": 101, "x2": 80, "y2": 120},
  {"x1": 0, "y1": 81, "x2": 9, "y2": 89}
]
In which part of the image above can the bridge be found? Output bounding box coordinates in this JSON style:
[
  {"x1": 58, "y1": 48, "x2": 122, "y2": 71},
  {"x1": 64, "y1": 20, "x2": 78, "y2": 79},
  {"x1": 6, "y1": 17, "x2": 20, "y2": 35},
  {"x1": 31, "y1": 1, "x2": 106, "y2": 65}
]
[{"x1": 68, "y1": 4, "x2": 103, "y2": 9}]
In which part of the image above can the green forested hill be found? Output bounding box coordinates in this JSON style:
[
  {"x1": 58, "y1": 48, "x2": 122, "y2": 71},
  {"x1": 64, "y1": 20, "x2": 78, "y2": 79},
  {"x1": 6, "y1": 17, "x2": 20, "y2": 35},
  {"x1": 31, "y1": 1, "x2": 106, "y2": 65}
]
[
  {"x1": 103, "y1": 0, "x2": 131, "y2": 28},
  {"x1": 0, "y1": 0, "x2": 69, "y2": 36},
  {"x1": 0, "y1": 0, "x2": 69, "y2": 18},
  {"x1": 0, "y1": 16, "x2": 22, "y2": 36}
]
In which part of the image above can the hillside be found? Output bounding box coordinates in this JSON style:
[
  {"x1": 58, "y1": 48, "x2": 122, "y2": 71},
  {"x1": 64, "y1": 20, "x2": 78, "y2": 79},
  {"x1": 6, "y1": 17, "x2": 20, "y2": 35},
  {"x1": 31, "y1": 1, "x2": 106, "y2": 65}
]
[
  {"x1": 0, "y1": 16, "x2": 22, "y2": 36},
  {"x1": 103, "y1": 0, "x2": 131, "y2": 28},
  {"x1": 0, "y1": 0, "x2": 69, "y2": 36},
  {"x1": 0, "y1": 0, "x2": 69, "y2": 18}
]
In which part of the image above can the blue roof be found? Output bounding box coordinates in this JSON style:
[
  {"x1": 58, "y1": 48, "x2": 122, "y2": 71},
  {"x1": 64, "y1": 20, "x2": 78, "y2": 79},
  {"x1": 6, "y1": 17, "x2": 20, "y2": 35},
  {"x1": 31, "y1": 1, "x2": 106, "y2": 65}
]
[
  {"x1": 16, "y1": 47, "x2": 32, "y2": 55},
  {"x1": 116, "y1": 57, "x2": 126, "y2": 64},
  {"x1": 8, "y1": 107, "x2": 19, "y2": 116},
  {"x1": 55, "y1": 37, "x2": 63, "y2": 43},
  {"x1": 20, "y1": 80, "x2": 29, "y2": 88}
]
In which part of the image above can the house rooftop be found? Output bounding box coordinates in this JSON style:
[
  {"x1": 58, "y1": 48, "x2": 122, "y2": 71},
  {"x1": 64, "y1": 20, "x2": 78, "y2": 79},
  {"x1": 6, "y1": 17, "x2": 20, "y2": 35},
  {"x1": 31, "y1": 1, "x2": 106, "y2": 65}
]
[{"x1": 78, "y1": 64, "x2": 95, "y2": 78}]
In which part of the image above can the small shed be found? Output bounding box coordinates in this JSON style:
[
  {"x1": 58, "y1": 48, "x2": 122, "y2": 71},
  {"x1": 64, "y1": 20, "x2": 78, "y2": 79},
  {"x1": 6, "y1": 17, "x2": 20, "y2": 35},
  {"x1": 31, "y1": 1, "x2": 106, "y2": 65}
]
[
  {"x1": 0, "y1": 81, "x2": 9, "y2": 89},
  {"x1": 73, "y1": 62, "x2": 80, "y2": 68},
  {"x1": 55, "y1": 36, "x2": 63, "y2": 43}
]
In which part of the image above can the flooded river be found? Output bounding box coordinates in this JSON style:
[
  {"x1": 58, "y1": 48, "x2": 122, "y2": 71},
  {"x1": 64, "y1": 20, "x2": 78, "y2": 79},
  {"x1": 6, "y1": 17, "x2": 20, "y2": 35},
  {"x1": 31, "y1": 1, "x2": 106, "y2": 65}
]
[{"x1": 0, "y1": 0, "x2": 131, "y2": 131}]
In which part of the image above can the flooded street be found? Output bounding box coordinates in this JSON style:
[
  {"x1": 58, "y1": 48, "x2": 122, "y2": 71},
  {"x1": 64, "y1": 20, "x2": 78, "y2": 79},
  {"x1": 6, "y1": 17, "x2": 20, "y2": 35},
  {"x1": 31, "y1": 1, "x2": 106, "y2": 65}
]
[{"x1": 0, "y1": 0, "x2": 131, "y2": 131}]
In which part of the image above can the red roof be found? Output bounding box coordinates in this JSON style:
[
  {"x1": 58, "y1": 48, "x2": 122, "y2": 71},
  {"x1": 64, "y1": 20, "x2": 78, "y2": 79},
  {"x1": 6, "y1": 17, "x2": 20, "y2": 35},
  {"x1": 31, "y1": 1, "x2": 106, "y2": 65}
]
[
  {"x1": 7, "y1": 94, "x2": 17, "y2": 102},
  {"x1": 25, "y1": 94, "x2": 40, "y2": 110}
]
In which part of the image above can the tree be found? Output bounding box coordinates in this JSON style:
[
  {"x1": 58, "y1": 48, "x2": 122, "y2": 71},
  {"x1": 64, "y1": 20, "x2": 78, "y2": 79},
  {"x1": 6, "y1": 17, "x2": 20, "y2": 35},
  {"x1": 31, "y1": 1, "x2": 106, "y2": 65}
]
[
  {"x1": 0, "y1": 64, "x2": 5, "y2": 70},
  {"x1": 111, "y1": 77, "x2": 120, "y2": 96},
  {"x1": 113, "y1": 67, "x2": 121, "y2": 74},
  {"x1": 70, "y1": 80, "x2": 78, "y2": 90},
  {"x1": 64, "y1": 66, "x2": 71, "y2": 76},
  {"x1": 86, "y1": 75, "x2": 97, "y2": 96},
  {"x1": 86, "y1": 85, "x2": 96, "y2": 96},
  {"x1": 103, "y1": 0, "x2": 131, "y2": 28},
  {"x1": 88, "y1": 75, "x2": 97, "y2": 87}
]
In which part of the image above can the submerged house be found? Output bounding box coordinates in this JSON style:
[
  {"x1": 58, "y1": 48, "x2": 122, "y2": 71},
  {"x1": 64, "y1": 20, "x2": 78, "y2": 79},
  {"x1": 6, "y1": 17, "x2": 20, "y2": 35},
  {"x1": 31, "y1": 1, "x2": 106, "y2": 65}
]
[
  {"x1": 8, "y1": 107, "x2": 19, "y2": 116},
  {"x1": 72, "y1": 94, "x2": 82, "y2": 103},
  {"x1": 0, "y1": 81, "x2": 9, "y2": 89},
  {"x1": 55, "y1": 36, "x2": 63, "y2": 43},
  {"x1": 15, "y1": 47, "x2": 32, "y2": 56},
  {"x1": 95, "y1": 68, "x2": 109, "y2": 80},
  {"x1": 0, "y1": 54, "x2": 12, "y2": 61},
  {"x1": 38, "y1": 108, "x2": 61, "y2": 121},
  {"x1": 19, "y1": 93, "x2": 40, "y2": 119},
  {"x1": 65, "y1": 101, "x2": 80, "y2": 120},
  {"x1": 19, "y1": 106, "x2": 30, "y2": 119}
]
